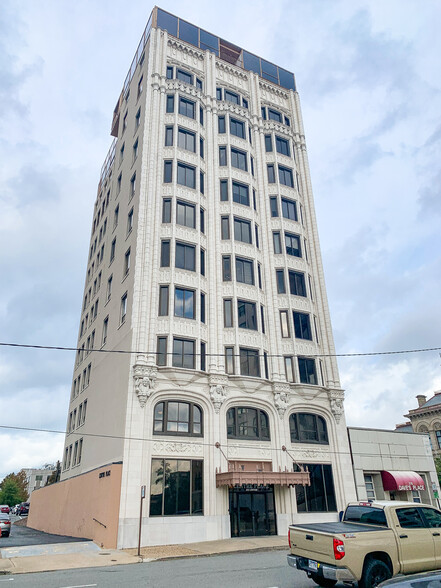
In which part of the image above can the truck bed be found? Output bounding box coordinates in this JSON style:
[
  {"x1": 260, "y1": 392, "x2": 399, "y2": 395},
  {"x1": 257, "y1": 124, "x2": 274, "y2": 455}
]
[{"x1": 291, "y1": 521, "x2": 390, "y2": 534}]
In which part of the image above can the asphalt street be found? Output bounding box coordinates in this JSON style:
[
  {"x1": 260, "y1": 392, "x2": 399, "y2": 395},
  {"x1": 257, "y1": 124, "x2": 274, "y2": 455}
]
[{"x1": 0, "y1": 516, "x2": 87, "y2": 548}]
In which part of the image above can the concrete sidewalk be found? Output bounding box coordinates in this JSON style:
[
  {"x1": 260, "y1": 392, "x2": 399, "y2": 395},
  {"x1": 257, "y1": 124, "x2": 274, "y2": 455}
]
[{"x1": 0, "y1": 535, "x2": 289, "y2": 574}]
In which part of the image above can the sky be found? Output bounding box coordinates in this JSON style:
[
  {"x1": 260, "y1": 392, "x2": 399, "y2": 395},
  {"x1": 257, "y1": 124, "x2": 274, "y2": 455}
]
[{"x1": 1, "y1": 0, "x2": 440, "y2": 481}]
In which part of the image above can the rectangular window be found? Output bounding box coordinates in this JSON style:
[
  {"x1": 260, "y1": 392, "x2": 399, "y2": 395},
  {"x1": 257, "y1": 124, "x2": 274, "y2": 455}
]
[
  {"x1": 265, "y1": 135, "x2": 273, "y2": 152},
  {"x1": 200, "y1": 137, "x2": 204, "y2": 158},
  {"x1": 267, "y1": 164, "x2": 275, "y2": 183},
  {"x1": 102, "y1": 316, "x2": 108, "y2": 346},
  {"x1": 175, "y1": 242, "x2": 196, "y2": 271},
  {"x1": 160, "y1": 240, "x2": 170, "y2": 267},
  {"x1": 280, "y1": 310, "x2": 290, "y2": 337},
  {"x1": 200, "y1": 207, "x2": 205, "y2": 233},
  {"x1": 166, "y1": 66, "x2": 173, "y2": 79},
  {"x1": 284, "y1": 356, "x2": 294, "y2": 382},
  {"x1": 285, "y1": 232, "x2": 302, "y2": 257},
  {"x1": 200, "y1": 248, "x2": 205, "y2": 276},
  {"x1": 232, "y1": 182, "x2": 249, "y2": 206},
  {"x1": 164, "y1": 160, "x2": 173, "y2": 183},
  {"x1": 234, "y1": 218, "x2": 251, "y2": 244},
  {"x1": 135, "y1": 108, "x2": 141, "y2": 129},
  {"x1": 162, "y1": 199, "x2": 171, "y2": 223},
  {"x1": 119, "y1": 143, "x2": 125, "y2": 164},
  {"x1": 220, "y1": 179, "x2": 228, "y2": 201},
  {"x1": 177, "y1": 163, "x2": 196, "y2": 189},
  {"x1": 158, "y1": 286, "x2": 169, "y2": 316},
  {"x1": 236, "y1": 257, "x2": 254, "y2": 285},
  {"x1": 225, "y1": 347, "x2": 235, "y2": 374},
  {"x1": 224, "y1": 299, "x2": 233, "y2": 328},
  {"x1": 174, "y1": 287, "x2": 195, "y2": 319},
  {"x1": 253, "y1": 189, "x2": 256, "y2": 210},
  {"x1": 243, "y1": 97, "x2": 248, "y2": 109},
  {"x1": 237, "y1": 300, "x2": 257, "y2": 330},
  {"x1": 137, "y1": 75, "x2": 143, "y2": 97},
  {"x1": 149, "y1": 458, "x2": 203, "y2": 516},
  {"x1": 276, "y1": 136, "x2": 290, "y2": 156},
  {"x1": 172, "y1": 338, "x2": 195, "y2": 369},
  {"x1": 261, "y1": 106, "x2": 267, "y2": 120},
  {"x1": 270, "y1": 197, "x2": 279, "y2": 217},
  {"x1": 240, "y1": 348, "x2": 260, "y2": 377},
  {"x1": 110, "y1": 238, "x2": 116, "y2": 263},
  {"x1": 264, "y1": 351, "x2": 269, "y2": 379},
  {"x1": 222, "y1": 255, "x2": 232, "y2": 281},
  {"x1": 166, "y1": 94, "x2": 175, "y2": 113},
  {"x1": 124, "y1": 247, "x2": 131, "y2": 275},
  {"x1": 221, "y1": 216, "x2": 230, "y2": 240},
  {"x1": 278, "y1": 165, "x2": 294, "y2": 187},
  {"x1": 255, "y1": 224, "x2": 259, "y2": 248},
  {"x1": 261, "y1": 306, "x2": 265, "y2": 334},
  {"x1": 130, "y1": 173, "x2": 136, "y2": 197},
  {"x1": 289, "y1": 270, "x2": 307, "y2": 297},
  {"x1": 225, "y1": 90, "x2": 239, "y2": 104},
  {"x1": 200, "y1": 292, "x2": 206, "y2": 323},
  {"x1": 364, "y1": 474, "x2": 376, "y2": 500},
  {"x1": 293, "y1": 312, "x2": 312, "y2": 340},
  {"x1": 176, "y1": 200, "x2": 196, "y2": 228},
  {"x1": 178, "y1": 128, "x2": 196, "y2": 152},
  {"x1": 200, "y1": 172, "x2": 204, "y2": 195},
  {"x1": 216, "y1": 87, "x2": 222, "y2": 100},
  {"x1": 285, "y1": 116, "x2": 291, "y2": 126},
  {"x1": 268, "y1": 108, "x2": 282, "y2": 123},
  {"x1": 257, "y1": 263, "x2": 262, "y2": 289},
  {"x1": 296, "y1": 464, "x2": 336, "y2": 512},
  {"x1": 218, "y1": 116, "x2": 226, "y2": 133},
  {"x1": 276, "y1": 269, "x2": 286, "y2": 293},
  {"x1": 282, "y1": 197, "x2": 298, "y2": 221},
  {"x1": 132, "y1": 139, "x2": 139, "y2": 162},
  {"x1": 199, "y1": 106, "x2": 204, "y2": 125},
  {"x1": 298, "y1": 357, "x2": 318, "y2": 385},
  {"x1": 106, "y1": 275, "x2": 113, "y2": 301},
  {"x1": 200, "y1": 342, "x2": 206, "y2": 371},
  {"x1": 231, "y1": 148, "x2": 247, "y2": 171},
  {"x1": 196, "y1": 78, "x2": 203, "y2": 90},
  {"x1": 273, "y1": 231, "x2": 282, "y2": 253},
  {"x1": 127, "y1": 208, "x2": 134, "y2": 234},
  {"x1": 177, "y1": 68, "x2": 193, "y2": 85},
  {"x1": 230, "y1": 117, "x2": 245, "y2": 139},
  {"x1": 165, "y1": 126, "x2": 173, "y2": 146},
  {"x1": 156, "y1": 337, "x2": 167, "y2": 366},
  {"x1": 120, "y1": 293, "x2": 128, "y2": 324},
  {"x1": 178, "y1": 96, "x2": 195, "y2": 119},
  {"x1": 219, "y1": 146, "x2": 227, "y2": 166}
]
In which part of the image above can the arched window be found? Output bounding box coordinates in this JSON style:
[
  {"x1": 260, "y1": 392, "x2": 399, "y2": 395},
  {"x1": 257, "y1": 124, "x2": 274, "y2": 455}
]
[
  {"x1": 290, "y1": 413, "x2": 328, "y2": 444},
  {"x1": 153, "y1": 400, "x2": 203, "y2": 437},
  {"x1": 227, "y1": 406, "x2": 270, "y2": 440}
]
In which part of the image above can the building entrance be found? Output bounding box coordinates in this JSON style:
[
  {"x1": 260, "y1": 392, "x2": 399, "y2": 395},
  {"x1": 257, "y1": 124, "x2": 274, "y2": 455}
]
[{"x1": 229, "y1": 486, "x2": 277, "y2": 537}]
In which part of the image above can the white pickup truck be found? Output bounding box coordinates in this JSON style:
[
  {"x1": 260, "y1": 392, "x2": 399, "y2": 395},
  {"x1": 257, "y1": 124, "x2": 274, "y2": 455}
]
[{"x1": 287, "y1": 500, "x2": 441, "y2": 588}]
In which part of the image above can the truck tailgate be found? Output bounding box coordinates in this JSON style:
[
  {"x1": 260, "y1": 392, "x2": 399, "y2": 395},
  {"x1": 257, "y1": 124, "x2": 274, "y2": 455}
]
[{"x1": 290, "y1": 527, "x2": 335, "y2": 559}]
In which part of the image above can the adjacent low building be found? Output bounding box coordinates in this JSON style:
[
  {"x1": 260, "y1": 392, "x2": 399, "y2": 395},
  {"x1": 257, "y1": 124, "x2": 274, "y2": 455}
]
[
  {"x1": 23, "y1": 465, "x2": 55, "y2": 498},
  {"x1": 396, "y1": 392, "x2": 441, "y2": 457}
]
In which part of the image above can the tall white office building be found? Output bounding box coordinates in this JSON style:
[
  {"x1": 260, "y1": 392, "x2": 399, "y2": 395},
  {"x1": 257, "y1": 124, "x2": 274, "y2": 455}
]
[{"x1": 29, "y1": 7, "x2": 356, "y2": 548}]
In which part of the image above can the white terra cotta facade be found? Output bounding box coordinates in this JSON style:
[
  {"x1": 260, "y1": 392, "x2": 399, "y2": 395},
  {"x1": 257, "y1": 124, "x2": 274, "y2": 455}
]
[{"x1": 50, "y1": 7, "x2": 359, "y2": 548}]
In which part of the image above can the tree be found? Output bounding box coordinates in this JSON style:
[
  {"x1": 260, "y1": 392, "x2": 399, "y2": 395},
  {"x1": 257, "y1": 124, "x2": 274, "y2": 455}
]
[
  {"x1": 0, "y1": 471, "x2": 28, "y2": 503},
  {"x1": 435, "y1": 456, "x2": 441, "y2": 486},
  {"x1": 0, "y1": 478, "x2": 24, "y2": 507}
]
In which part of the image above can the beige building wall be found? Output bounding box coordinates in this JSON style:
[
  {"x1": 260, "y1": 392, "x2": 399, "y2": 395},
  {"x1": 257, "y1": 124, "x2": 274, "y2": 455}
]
[{"x1": 28, "y1": 463, "x2": 122, "y2": 548}]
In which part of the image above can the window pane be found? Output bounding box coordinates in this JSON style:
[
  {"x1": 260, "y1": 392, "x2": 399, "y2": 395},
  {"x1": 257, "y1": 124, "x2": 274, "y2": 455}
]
[
  {"x1": 273, "y1": 232, "x2": 282, "y2": 254},
  {"x1": 162, "y1": 199, "x2": 171, "y2": 223},
  {"x1": 159, "y1": 286, "x2": 169, "y2": 316},
  {"x1": 232, "y1": 182, "x2": 249, "y2": 206},
  {"x1": 222, "y1": 256, "x2": 231, "y2": 281},
  {"x1": 164, "y1": 459, "x2": 191, "y2": 515},
  {"x1": 178, "y1": 20, "x2": 198, "y2": 47},
  {"x1": 220, "y1": 179, "x2": 228, "y2": 201},
  {"x1": 191, "y1": 460, "x2": 203, "y2": 514},
  {"x1": 282, "y1": 198, "x2": 297, "y2": 221},
  {"x1": 149, "y1": 459, "x2": 164, "y2": 516},
  {"x1": 276, "y1": 269, "x2": 286, "y2": 293}
]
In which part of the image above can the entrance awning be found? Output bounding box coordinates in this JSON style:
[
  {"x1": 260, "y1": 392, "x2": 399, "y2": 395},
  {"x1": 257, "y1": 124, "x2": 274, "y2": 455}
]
[
  {"x1": 381, "y1": 471, "x2": 426, "y2": 492},
  {"x1": 216, "y1": 460, "x2": 310, "y2": 488}
]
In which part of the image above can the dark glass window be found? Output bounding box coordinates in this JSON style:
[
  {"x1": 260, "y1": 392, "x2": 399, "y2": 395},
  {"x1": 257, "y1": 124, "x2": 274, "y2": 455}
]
[
  {"x1": 236, "y1": 257, "x2": 254, "y2": 285},
  {"x1": 176, "y1": 68, "x2": 193, "y2": 85},
  {"x1": 270, "y1": 197, "x2": 279, "y2": 217},
  {"x1": 225, "y1": 347, "x2": 235, "y2": 374},
  {"x1": 172, "y1": 338, "x2": 195, "y2": 369},
  {"x1": 218, "y1": 116, "x2": 226, "y2": 133},
  {"x1": 230, "y1": 118, "x2": 245, "y2": 139},
  {"x1": 273, "y1": 232, "x2": 282, "y2": 254},
  {"x1": 279, "y1": 165, "x2": 294, "y2": 187},
  {"x1": 156, "y1": 337, "x2": 167, "y2": 366},
  {"x1": 238, "y1": 300, "x2": 257, "y2": 330},
  {"x1": 242, "y1": 98, "x2": 248, "y2": 109},
  {"x1": 296, "y1": 464, "x2": 336, "y2": 512},
  {"x1": 166, "y1": 94, "x2": 174, "y2": 113},
  {"x1": 200, "y1": 171, "x2": 204, "y2": 194},
  {"x1": 178, "y1": 97, "x2": 195, "y2": 119},
  {"x1": 162, "y1": 199, "x2": 171, "y2": 223},
  {"x1": 261, "y1": 107, "x2": 267, "y2": 120},
  {"x1": 276, "y1": 136, "x2": 290, "y2": 156},
  {"x1": 267, "y1": 164, "x2": 275, "y2": 183},
  {"x1": 200, "y1": 137, "x2": 204, "y2": 158},
  {"x1": 221, "y1": 216, "x2": 230, "y2": 239},
  {"x1": 243, "y1": 51, "x2": 261, "y2": 74},
  {"x1": 268, "y1": 109, "x2": 282, "y2": 123},
  {"x1": 165, "y1": 126, "x2": 173, "y2": 146},
  {"x1": 175, "y1": 242, "x2": 195, "y2": 271},
  {"x1": 288, "y1": 271, "x2": 306, "y2": 297},
  {"x1": 285, "y1": 115, "x2": 291, "y2": 126},
  {"x1": 178, "y1": 128, "x2": 196, "y2": 152},
  {"x1": 174, "y1": 288, "x2": 195, "y2": 319},
  {"x1": 166, "y1": 66, "x2": 174, "y2": 79},
  {"x1": 227, "y1": 407, "x2": 269, "y2": 439},
  {"x1": 200, "y1": 342, "x2": 206, "y2": 371},
  {"x1": 276, "y1": 269, "x2": 286, "y2": 293},
  {"x1": 265, "y1": 135, "x2": 273, "y2": 152},
  {"x1": 200, "y1": 207, "x2": 205, "y2": 233},
  {"x1": 200, "y1": 106, "x2": 204, "y2": 125},
  {"x1": 224, "y1": 299, "x2": 233, "y2": 328},
  {"x1": 158, "y1": 285, "x2": 169, "y2": 316},
  {"x1": 298, "y1": 357, "x2": 318, "y2": 385},
  {"x1": 216, "y1": 87, "x2": 222, "y2": 100},
  {"x1": 255, "y1": 224, "x2": 259, "y2": 248},
  {"x1": 282, "y1": 198, "x2": 297, "y2": 221},
  {"x1": 257, "y1": 263, "x2": 262, "y2": 289},
  {"x1": 200, "y1": 248, "x2": 205, "y2": 276},
  {"x1": 225, "y1": 90, "x2": 240, "y2": 104},
  {"x1": 222, "y1": 256, "x2": 232, "y2": 281},
  {"x1": 178, "y1": 20, "x2": 199, "y2": 47},
  {"x1": 232, "y1": 182, "x2": 249, "y2": 206},
  {"x1": 231, "y1": 148, "x2": 247, "y2": 171},
  {"x1": 396, "y1": 508, "x2": 425, "y2": 529},
  {"x1": 176, "y1": 200, "x2": 196, "y2": 228},
  {"x1": 437, "y1": 431, "x2": 441, "y2": 449},
  {"x1": 157, "y1": 9, "x2": 178, "y2": 36},
  {"x1": 200, "y1": 293, "x2": 205, "y2": 324},
  {"x1": 149, "y1": 458, "x2": 203, "y2": 517},
  {"x1": 153, "y1": 401, "x2": 202, "y2": 436},
  {"x1": 234, "y1": 218, "x2": 252, "y2": 244},
  {"x1": 196, "y1": 78, "x2": 202, "y2": 91},
  {"x1": 200, "y1": 29, "x2": 219, "y2": 55},
  {"x1": 285, "y1": 232, "x2": 301, "y2": 257},
  {"x1": 290, "y1": 413, "x2": 328, "y2": 444},
  {"x1": 219, "y1": 146, "x2": 227, "y2": 166},
  {"x1": 261, "y1": 306, "x2": 265, "y2": 334},
  {"x1": 220, "y1": 179, "x2": 228, "y2": 201},
  {"x1": 164, "y1": 160, "x2": 173, "y2": 183},
  {"x1": 177, "y1": 163, "x2": 196, "y2": 188},
  {"x1": 261, "y1": 59, "x2": 278, "y2": 83},
  {"x1": 239, "y1": 348, "x2": 260, "y2": 377},
  {"x1": 160, "y1": 240, "x2": 170, "y2": 267}
]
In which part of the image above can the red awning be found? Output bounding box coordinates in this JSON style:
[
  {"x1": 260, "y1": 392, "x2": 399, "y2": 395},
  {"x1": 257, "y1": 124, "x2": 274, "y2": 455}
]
[{"x1": 381, "y1": 471, "x2": 426, "y2": 492}]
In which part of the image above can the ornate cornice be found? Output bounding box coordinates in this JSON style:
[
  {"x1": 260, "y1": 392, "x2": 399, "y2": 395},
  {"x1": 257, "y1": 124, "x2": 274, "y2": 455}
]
[
  {"x1": 215, "y1": 60, "x2": 249, "y2": 81},
  {"x1": 167, "y1": 38, "x2": 204, "y2": 61},
  {"x1": 259, "y1": 80, "x2": 289, "y2": 100}
]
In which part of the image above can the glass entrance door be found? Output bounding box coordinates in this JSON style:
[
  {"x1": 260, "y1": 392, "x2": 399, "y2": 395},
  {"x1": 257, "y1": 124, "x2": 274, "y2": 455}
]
[{"x1": 229, "y1": 486, "x2": 277, "y2": 537}]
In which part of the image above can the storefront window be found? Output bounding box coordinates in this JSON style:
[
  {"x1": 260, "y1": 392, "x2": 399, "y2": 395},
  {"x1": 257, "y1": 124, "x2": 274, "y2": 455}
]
[
  {"x1": 295, "y1": 463, "x2": 336, "y2": 512},
  {"x1": 149, "y1": 459, "x2": 203, "y2": 516}
]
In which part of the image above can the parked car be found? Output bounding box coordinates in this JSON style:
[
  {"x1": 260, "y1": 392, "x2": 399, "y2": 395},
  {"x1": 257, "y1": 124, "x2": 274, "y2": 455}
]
[
  {"x1": 0, "y1": 505, "x2": 10, "y2": 514},
  {"x1": 17, "y1": 502, "x2": 29, "y2": 516},
  {"x1": 378, "y1": 570, "x2": 441, "y2": 586},
  {"x1": 0, "y1": 514, "x2": 11, "y2": 537}
]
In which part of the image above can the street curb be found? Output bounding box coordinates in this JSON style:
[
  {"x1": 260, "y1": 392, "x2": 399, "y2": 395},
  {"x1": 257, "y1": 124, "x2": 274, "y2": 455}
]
[{"x1": 142, "y1": 544, "x2": 289, "y2": 563}]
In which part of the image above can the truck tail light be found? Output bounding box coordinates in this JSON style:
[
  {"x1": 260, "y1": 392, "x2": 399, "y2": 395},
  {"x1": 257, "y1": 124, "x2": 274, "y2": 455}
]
[
  {"x1": 333, "y1": 537, "x2": 345, "y2": 560},
  {"x1": 288, "y1": 529, "x2": 291, "y2": 547}
]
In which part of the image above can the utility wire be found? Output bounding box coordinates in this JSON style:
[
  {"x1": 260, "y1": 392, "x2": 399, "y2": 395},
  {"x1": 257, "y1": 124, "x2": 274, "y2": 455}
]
[{"x1": 1, "y1": 341, "x2": 441, "y2": 358}]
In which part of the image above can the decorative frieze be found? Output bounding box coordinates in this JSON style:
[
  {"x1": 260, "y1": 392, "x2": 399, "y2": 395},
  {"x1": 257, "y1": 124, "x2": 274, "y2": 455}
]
[
  {"x1": 167, "y1": 38, "x2": 204, "y2": 63},
  {"x1": 133, "y1": 363, "x2": 158, "y2": 407},
  {"x1": 152, "y1": 441, "x2": 203, "y2": 456}
]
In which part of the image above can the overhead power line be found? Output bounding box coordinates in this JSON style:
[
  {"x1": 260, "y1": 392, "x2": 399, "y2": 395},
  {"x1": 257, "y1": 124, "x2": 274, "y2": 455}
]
[{"x1": 0, "y1": 341, "x2": 440, "y2": 359}]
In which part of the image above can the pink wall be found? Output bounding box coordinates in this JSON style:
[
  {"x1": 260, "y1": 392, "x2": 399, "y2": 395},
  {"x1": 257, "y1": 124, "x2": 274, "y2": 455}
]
[{"x1": 27, "y1": 463, "x2": 122, "y2": 549}]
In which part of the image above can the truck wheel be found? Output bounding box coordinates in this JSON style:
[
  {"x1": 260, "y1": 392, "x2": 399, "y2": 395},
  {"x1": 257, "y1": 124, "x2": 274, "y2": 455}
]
[
  {"x1": 359, "y1": 558, "x2": 391, "y2": 588},
  {"x1": 309, "y1": 573, "x2": 337, "y2": 588}
]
